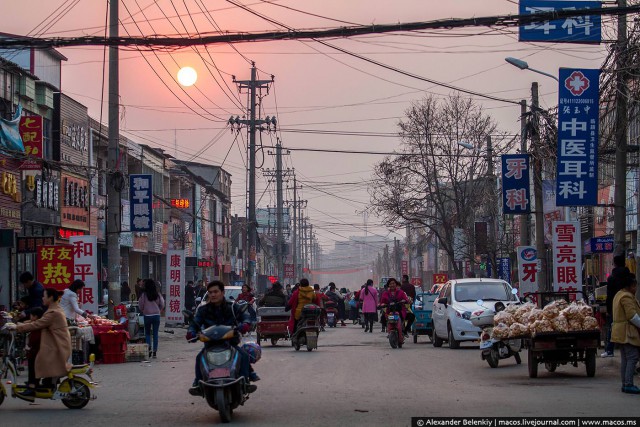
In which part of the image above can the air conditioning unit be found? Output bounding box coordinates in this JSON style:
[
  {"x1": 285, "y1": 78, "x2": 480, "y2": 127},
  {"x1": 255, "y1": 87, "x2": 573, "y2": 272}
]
[
  {"x1": 35, "y1": 83, "x2": 54, "y2": 109},
  {"x1": 18, "y1": 76, "x2": 36, "y2": 101}
]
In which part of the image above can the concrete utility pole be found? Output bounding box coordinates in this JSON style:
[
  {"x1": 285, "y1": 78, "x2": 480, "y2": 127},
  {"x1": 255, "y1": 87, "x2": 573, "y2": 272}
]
[
  {"x1": 486, "y1": 135, "x2": 497, "y2": 279},
  {"x1": 520, "y1": 99, "x2": 530, "y2": 246},
  {"x1": 287, "y1": 176, "x2": 304, "y2": 281},
  {"x1": 233, "y1": 64, "x2": 273, "y2": 288},
  {"x1": 613, "y1": 0, "x2": 628, "y2": 256},
  {"x1": 531, "y1": 82, "x2": 547, "y2": 292},
  {"x1": 107, "y1": 0, "x2": 122, "y2": 317}
]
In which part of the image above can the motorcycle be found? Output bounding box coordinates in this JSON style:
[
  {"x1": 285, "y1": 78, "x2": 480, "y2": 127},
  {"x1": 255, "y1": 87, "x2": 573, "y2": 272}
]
[
  {"x1": 470, "y1": 296, "x2": 522, "y2": 368},
  {"x1": 382, "y1": 301, "x2": 405, "y2": 349},
  {"x1": 325, "y1": 301, "x2": 338, "y2": 328},
  {"x1": 183, "y1": 309, "x2": 255, "y2": 423},
  {"x1": 290, "y1": 304, "x2": 320, "y2": 352},
  {"x1": 0, "y1": 326, "x2": 96, "y2": 409}
]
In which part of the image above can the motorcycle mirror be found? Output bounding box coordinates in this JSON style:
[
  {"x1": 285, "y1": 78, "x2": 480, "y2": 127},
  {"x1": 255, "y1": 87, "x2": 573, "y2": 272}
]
[{"x1": 476, "y1": 299, "x2": 484, "y2": 306}]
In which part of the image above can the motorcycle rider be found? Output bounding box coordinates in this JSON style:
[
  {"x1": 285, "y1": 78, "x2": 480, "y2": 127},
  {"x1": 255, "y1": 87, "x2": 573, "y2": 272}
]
[
  {"x1": 186, "y1": 280, "x2": 258, "y2": 396},
  {"x1": 380, "y1": 278, "x2": 410, "y2": 335},
  {"x1": 326, "y1": 282, "x2": 347, "y2": 326},
  {"x1": 400, "y1": 275, "x2": 416, "y2": 337},
  {"x1": 286, "y1": 278, "x2": 321, "y2": 333},
  {"x1": 314, "y1": 284, "x2": 329, "y2": 331}
]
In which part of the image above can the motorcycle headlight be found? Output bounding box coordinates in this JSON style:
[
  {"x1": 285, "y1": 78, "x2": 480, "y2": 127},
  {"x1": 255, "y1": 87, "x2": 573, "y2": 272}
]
[{"x1": 206, "y1": 349, "x2": 232, "y2": 365}]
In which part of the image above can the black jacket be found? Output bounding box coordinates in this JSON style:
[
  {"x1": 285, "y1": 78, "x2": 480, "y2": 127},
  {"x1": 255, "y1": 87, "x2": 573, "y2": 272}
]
[
  {"x1": 258, "y1": 290, "x2": 287, "y2": 307},
  {"x1": 25, "y1": 281, "x2": 45, "y2": 315},
  {"x1": 189, "y1": 299, "x2": 251, "y2": 343},
  {"x1": 185, "y1": 284, "x2": 196, "y2": 310},
  {"x1": 606, "y1": 266, "x2": 631, "y2": 315}
]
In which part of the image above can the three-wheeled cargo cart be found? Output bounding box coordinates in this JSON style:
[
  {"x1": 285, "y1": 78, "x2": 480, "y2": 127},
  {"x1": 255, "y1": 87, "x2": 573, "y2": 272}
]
[
  {"x1": 525, "y1": 330, "x2": 599, "y2": 378},
  {"x1": 255, "y1": 307, "x2": 290, "y2": 346}
]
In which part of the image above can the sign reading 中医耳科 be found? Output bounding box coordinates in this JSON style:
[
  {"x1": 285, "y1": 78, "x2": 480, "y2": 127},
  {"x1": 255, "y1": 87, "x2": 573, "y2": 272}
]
[
  {"x1": 502, "y1": 154, "x2": 531, "y2": 214},
  {"x1": 556, "y1": 68, "x2": 599, "y2": 206},
  {"x1": 129, "y1": 174, "x2": 153, "y2": 232},
  {"x1": 518, "y1": 0, "x2": 601, "y2": 43},
  {"x1": 166, "y1": 249, "x2": 185, "y2": 323}
]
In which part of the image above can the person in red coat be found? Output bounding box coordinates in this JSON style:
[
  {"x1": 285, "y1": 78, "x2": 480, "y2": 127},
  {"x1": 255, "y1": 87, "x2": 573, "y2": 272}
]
[
  {"x1": 380, "y1": 278, "x2": 410, "y2": 332},
  {"x1": 286, "y1": 279, "x2": 321, "y2": 333}
]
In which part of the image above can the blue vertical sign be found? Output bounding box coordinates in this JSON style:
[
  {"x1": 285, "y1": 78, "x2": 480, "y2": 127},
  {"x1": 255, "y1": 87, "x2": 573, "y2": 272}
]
[
  {"x1": 501, "y1": 154, "x2": 531, "y2": 214},
  {"x1": 519, "y1": 1, "x2": 601, "y2": 43},
  {"x1": 498, "y1": 258, "x2": 511, "y2": 284},
  {"x1": 130, "y1": 174, "x2": 153, "y2": 232},
  {"x1": 556, "y1": 68, "x2": 599, "y2": 206}
]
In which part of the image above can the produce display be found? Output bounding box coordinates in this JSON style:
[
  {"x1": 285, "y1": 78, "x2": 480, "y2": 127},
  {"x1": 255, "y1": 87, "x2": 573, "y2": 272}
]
[{"x1": 491, "y1": 300, "x2": 599, "y2": 339}]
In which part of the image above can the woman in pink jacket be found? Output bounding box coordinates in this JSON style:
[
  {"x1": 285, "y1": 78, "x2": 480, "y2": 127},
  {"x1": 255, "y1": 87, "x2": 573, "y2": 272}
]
[{"x1": 359, "y1": 279, "x2": 379, "y2": 333}]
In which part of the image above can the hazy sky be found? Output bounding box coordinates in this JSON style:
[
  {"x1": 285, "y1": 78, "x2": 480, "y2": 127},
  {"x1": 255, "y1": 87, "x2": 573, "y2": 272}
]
[{"x1": 0, "y1": 0, "x2": 608, "y2": 252}]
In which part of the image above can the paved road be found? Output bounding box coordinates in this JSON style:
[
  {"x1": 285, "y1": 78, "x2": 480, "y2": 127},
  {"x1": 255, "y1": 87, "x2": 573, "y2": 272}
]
[{"x1": 0, "y1": 322, "x2": 636, "y2": 426}]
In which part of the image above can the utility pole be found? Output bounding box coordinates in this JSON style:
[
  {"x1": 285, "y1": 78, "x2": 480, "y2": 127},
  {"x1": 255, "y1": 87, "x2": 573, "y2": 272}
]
[
  {"x1": 232, "y1": 63, "x2": 274, "y2": 288},
  {"x1": 531, "y1": 82, "x2": 547, "y2": 292},
  {"x1": 520, "y1": 99, "x2": 530, "y2": 246},
  {"x1": 286, "y1": 176, "x2": 304, "y2": 281},
  {"x1": 486, "y1": 134, "x2": 497, "y2": 279},
  {"x1": 406, "y1": 224, "x2": 411, "y2": 279},
  {"x1": 613, "y1": 0, "x2": 628, "y2": 257},
  {"x1": 107, "y1": 0, "x2": 122, "y2": 317}
]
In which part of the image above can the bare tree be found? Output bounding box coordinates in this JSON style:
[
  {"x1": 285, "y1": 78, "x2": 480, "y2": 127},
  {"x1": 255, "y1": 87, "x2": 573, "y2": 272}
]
[{"x1": 369, "y1": 94, "x2": 514, "y2": 277}]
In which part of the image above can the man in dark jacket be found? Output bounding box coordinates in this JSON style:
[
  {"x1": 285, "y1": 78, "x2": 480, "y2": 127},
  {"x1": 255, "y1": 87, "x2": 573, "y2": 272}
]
[
  {"x1": 258, "y1": 282, "x2": 287, "y2": 307},
  {"x1": 326, "y1": 282, "x2": 347, "y2": 326},
  {"x1": 401, "y1": 275, "x2": 416, "y2": 301},
  {"x1": 602, "y1": 254, "x2": 632, "y2": 357},
  {"x1": 185, "y1": 280, "x2": 196, "y2": 311},
  {"x1": 186, "y1": 280, "x2": 257, "y2": 396},
  {"x1": 19, "y1": 272, "x2": 45, "y2": 316}
]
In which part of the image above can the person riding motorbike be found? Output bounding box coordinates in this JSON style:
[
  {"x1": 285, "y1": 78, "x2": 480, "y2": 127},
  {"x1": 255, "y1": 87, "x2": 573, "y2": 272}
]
[
  {"x1": 314, "y1": 284, "x2": 329, "y2": 331},
  {"x1": 286, "y1": 278, "x2": 321, "y2": 333},
  {"x1": 186, "y1": 280, "x2": 258, "y2": 396},
  {"x1": 258, "y1": 282, "x2": 287, "y2": 307},
  {"x1": 326, "y1": 282, "x2": 347, "y2": 326},
  {"x1": 379, "y1": 278, "x2": 410, "y2": 336}
]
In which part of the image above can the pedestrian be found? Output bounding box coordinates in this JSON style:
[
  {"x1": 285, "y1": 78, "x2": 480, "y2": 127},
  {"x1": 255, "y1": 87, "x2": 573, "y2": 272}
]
[
  {"x1": 359, "y1": 279, "x2": 379, "y2": 333},
  {"x1": 19, "y1": 272, "x2": 45, "y2": 316},
  {"x1": 134, "y1": 278, "x2": 144, "y2": 300},
  {"x1": 138, "y1": 278, "x2": 165, "y2": 359},
  {"x1": 285, "y1": 284, "x2": 292, "y2": 298},
  {"x1": 60, "y1": 279, "x2": 89, "y2": 322},
  {"x1": 121, "y1": 281, "x2": 132, "y2": 302},
  {"x1": 25, "y1": 307, "x2": 44, "y2": 394},
  {"x1": 610, "y1": 276, "x2": 640, "y2": 393},
  {"x1": 401, "y1": 274, "x2": 416, "y2": 301},
  {"x1": 602, "y1": 254, "x2": 632, "y2": 358},
  {"x1": 185, "y1": 280, "x2": 196, "y2": 312},
  {"x1": 194, "y1": 280, "x2": 206, "y2": 307},
  {"x1": 6, "y1": 288, "x2": 72, "y2": 398}
]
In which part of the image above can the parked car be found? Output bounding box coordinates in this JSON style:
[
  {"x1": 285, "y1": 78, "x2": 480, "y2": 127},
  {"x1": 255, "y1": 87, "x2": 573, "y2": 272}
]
[{"x1": 431, "y1": 278, "x2": 519, "y2": 349}]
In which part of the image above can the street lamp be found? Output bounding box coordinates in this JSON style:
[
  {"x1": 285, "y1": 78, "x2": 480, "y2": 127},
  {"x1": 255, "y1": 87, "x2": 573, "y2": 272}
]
[{"x1": 505, "y1": 57, "x2": 559, "y2": 82}]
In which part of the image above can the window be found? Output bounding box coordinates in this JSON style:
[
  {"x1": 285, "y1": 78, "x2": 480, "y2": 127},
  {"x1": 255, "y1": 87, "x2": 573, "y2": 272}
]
[{"x1": 454, "y1": 282, "x2": 510, "y2": 302}]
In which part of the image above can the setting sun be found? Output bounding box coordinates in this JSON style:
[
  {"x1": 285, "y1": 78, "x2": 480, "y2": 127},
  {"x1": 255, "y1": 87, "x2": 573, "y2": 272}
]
[{"x1": 177, "y1": 66, "x2": 197, "y2": 87}]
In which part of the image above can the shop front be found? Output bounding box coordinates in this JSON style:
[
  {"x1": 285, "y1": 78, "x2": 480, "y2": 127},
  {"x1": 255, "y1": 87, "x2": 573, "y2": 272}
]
[{"x1": 0, "y1": 157, "x2": 22, "y2": 310}]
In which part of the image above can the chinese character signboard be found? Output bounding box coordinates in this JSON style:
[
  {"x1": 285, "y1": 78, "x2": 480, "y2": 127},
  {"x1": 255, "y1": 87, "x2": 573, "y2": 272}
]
[
  {"x1": 556, "y1": 68, "x2": 599, "y2": 206},
  {"x1": 129, "y1": 174, "x2": 153, "y2": 232},
  {"x1": 552, "y1": 221, "x2": 582, "y2": 295},
  {"x1": 502, "y1": 154, "x2": 531, "y2": 214},
  {"x1": 17, "y1": 236, "x2": 55, "y2": 253},
  {"x1": 170, "y1": 198, "x2": 190, "y2": 208},
  {"x1": 284, "y1": 264, "x2": 294, "y2": 279},
  {"x1": 70, "y1": 235, "x2": 98, "y2": 314},
  {"x1": 401, "y1": 261, "x2": 408, "y2": 276},
  {"x1": 584, "y1": 236, "x2": 614, "y2": 254},
  {"x1": 166, "y1": 249, "x2": 185, "y2": 323},
  {"x1": 433, "y1": 273, "x2": 448, "y2": 285},
  {"x1": 36, "y1": 245, "x2": 74, "y2": 292},
  {"x1": 519, "y1": 1, "x2": 601, "y2": 43},
  {"x1": 517, "y1": 246, "x2": 538, "y2": 295},
  {"x1": 19, "y1": 116, "x2": 43, "y2": 170},
  {"x1": 498, "y1": 258, "x2": 511, "y2": 283}
]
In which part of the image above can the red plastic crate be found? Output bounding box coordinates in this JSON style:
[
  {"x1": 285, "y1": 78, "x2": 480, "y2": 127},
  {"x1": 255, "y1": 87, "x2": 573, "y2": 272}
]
[
  {"x1": 98, "y1": 331, "x2": 128, "y2": 345},
  {"x1": 102, "y1": 351, "x2": 126, "y2": 364},
  {"x1": 101, "y1": 342, "x2": 127, "y2": 354}
]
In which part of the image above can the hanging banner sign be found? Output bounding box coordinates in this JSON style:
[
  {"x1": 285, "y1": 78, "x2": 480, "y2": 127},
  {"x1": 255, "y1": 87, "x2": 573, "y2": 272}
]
[
  {"x1": 19, "y1": 116, "x2": 43, "y2": 170},
  {"x1": 497, "y1": 258, "x2": 511, "y2": 284},
  {"x1": 556, "y1": 68, "x2": 599, "y2": 206},
  {"x1": 433, "y1": 273, "x2": 448, "y2": 285},
  {"x1": 284, "y1": 264, "x2": 294, "y2": 279},
  {"x1": 70, "y1": 235, "x2": 98, "y2": 314},
  {"x1": 552, "y1": 221, "x2": 582, "y2": 296},
  {"x1": 166, "y1": 249, "x2": 185, "y2": 323},
  {"x1": 129, "y1": 174, "x2": 153, "y2": 232},
  {"x1": 36, "y1": 245, "x2": 74, "y2": 292},
  {"x1": 519, "y1": 1, "x2": 602, "y2": 43},
  {"x1": 502, "y1": 154, "x2": 531, "y2": 214},
  {"x1": 516, "y1": 246, "x2": 538, "y2": 296}
]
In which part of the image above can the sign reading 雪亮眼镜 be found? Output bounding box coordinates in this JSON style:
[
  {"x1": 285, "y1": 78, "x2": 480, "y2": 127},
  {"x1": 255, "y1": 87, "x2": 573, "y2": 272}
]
[
  {"x1": 516, "y1": 246, "x2": 538, "y2": 295},
  {"x1": 36, "y1": 245, "x2": 74, "y2": 292},
  {"x1": 556, "y1": 68, "x2": 599, "y2": 206},
  {"x1": 129, "y1": 174, "x2": 153, "y2": 232},
  {"x1": 519, "y1": 1, "x2": 601, "y2": 43},
  {"x1": 502, "y1": 154, "x2": 531, "y2": 214},
  {"x1": 70, "y1": 235, "x2": 98, "y2": 314},
  {"x1": 552, "y1": 221, "x2": 582, "y2": 295},
  {"x1": 166, "y1": 249, "x2": 185, "y2": 323}
]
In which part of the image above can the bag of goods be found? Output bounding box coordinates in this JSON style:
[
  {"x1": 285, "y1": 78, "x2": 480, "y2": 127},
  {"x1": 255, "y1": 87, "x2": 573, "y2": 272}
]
[
  {"x1": 527, "y1": 308, "x2": 544, "y2": 323},
  {"x1": 505, "y1": 304, "x2": 519, "y2": 314},
  {"x1": 491, "y1": 323, "x2": 510, "y2": 340},
  {"x1": 582, "y1": 316, "x2": 599, "y2": 331},
  {"x1": 568, "y1": 318, "x2": 583, "y2": 331},
  {"x1": 542, "y1": 301, "x2": 564, "y2": 320},
  {"x1": 551, "y1": 314, "x2": 569, "y2": 333},
  {"x1": 530, "y1": 319, "x2": 553, "y2": 336},
  {"x1": 514, "y1": 303, "x2": 535, "y2": 324},
  {"x1": 494, "y1": 311, "x2": 515, "y2": 327},
  {"x1": 509, "y1": 322, "x2": 529, "y2": 337},
  {"x1": 560, "y1": 303, "x2": 581, "y2": 320},
  {"x1": 576, "y1": 301, "x2": 593, "y2": 318}
]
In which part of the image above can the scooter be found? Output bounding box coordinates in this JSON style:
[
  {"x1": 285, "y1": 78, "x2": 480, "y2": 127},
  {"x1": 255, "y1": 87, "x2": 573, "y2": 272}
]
[
  {"x1": 382, "y1": 301, "x2": 405, "y2": 349},
  {"x1": 325, "y1": 301, "x2": 338, "y2": 328},
  {"x1": 290, "y1": 304, "x2": 320, "y2": 352},
  {"x1": 0, "y1": 327, "x2": 96, "y2": 409},
  {"x1": 183, "y1": 310, "x2": 254, "y2": 423},
  {"x1": 470, "y1": 297, "x2": 522, "y2": 368}
]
